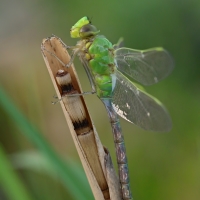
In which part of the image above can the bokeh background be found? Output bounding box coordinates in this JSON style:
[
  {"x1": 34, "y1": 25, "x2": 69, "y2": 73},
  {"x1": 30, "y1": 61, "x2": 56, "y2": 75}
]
[{"x1": 1, "y1": 0, "x2": 200, "y2": 200}]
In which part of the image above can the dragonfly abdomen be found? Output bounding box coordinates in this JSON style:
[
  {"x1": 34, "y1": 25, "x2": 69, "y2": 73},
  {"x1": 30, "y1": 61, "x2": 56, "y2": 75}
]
[{"x1": 101, "y1": 98, "x2": 133, "y2": 200}]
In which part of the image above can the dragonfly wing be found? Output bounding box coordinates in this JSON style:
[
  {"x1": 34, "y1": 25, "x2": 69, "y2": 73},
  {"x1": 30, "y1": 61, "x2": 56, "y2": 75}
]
[
  {"x1": 114, "y1": 47, "x2": 174, "y2": 85},
  {"x1": 113, "y1": 37, "x2": 124, "y2": 50},
  {"x1": 111, "y1": 70, "x2": 172, "y2": 132}
]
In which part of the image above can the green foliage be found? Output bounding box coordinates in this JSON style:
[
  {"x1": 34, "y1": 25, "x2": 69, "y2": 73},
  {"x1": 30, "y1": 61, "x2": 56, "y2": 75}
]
[
  {"x1": 0, "y1": 145, "x2": 33, "y2": 200},
  {"x1": 0, "y1": 87, "x2": 92, "y2": 200}
]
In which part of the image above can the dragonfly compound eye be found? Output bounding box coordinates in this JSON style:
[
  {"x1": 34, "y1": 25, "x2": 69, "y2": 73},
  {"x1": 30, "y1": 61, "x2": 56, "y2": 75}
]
[{"x1": 79, "y1": 24, "x2": 100, "y2": 38}]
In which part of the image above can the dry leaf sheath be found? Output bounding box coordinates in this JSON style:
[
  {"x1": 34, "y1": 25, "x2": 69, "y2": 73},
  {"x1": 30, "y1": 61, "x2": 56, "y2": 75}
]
[{"x1": 41, "y1": 36, "x2": 121, "y2": 200}]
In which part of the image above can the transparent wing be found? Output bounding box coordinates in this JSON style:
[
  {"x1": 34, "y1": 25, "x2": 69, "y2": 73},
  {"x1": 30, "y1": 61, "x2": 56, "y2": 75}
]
[
  {"x1": 111, "y1": 70, "x2": 172, "y2": 132},
  {"x1": 113, "y1": 37, "x2": 124, "y2": 50},
  {"x1": 114, "y1": 47, "x2": 174, "y2": 86}
]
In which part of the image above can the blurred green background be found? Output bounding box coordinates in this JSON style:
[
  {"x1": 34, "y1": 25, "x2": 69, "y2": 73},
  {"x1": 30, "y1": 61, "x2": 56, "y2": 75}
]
[{"x1": 1, "y1": 0, "x2": 200, "y2": 200}]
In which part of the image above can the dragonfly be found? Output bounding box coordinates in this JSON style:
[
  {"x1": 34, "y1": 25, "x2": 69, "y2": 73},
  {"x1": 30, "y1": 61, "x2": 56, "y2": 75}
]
[{"x1": 48, "y1": 16, "x2": 174, "y2": 200}]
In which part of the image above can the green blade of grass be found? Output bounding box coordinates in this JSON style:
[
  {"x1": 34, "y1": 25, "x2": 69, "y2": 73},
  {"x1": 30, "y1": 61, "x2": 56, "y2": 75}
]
[
  {"x1": 0, "y1": 86, "x2": 93, "y2": 200},
  {"x1": 0, "y1": 144, "x2": 33, "y2": 200}
]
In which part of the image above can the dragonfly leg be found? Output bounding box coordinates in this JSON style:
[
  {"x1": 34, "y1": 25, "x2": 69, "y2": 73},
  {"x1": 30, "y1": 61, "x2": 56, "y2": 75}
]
[
  {"x1": 79, "y1": 56, "x2": 97, "y2": 93},
  {"x1": 42, "y1": 42, "x2": 79, "y2": 68},
  {"x1": 42, "y1": 47, "x2": 69, "y2": 67},
  {"x1": 51, "y1": 34, "x2": 77, "y2": 49}
]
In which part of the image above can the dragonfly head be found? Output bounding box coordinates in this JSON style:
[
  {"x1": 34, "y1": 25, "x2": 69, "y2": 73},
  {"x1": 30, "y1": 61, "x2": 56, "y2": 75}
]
[{"x1": 70, "y1": 16, "x2": 100, "y2": 39}]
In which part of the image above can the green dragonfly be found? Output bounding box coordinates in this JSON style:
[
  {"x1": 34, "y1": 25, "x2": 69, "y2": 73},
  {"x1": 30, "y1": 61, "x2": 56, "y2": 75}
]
[{"x1": 52, "y1": 16, "x2": 174, "y2": 199}]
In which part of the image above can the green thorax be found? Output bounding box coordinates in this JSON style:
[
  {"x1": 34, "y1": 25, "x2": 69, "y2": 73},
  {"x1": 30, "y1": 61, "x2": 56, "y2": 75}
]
[{"x1": 86, "y1": 35, "x2": 115, "y2": 98}]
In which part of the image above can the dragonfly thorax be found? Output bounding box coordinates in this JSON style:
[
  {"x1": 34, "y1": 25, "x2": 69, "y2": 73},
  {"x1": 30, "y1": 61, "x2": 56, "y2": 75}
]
[{"x1": 74, "y1": 35, "x2": 116, "y2": 98}]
